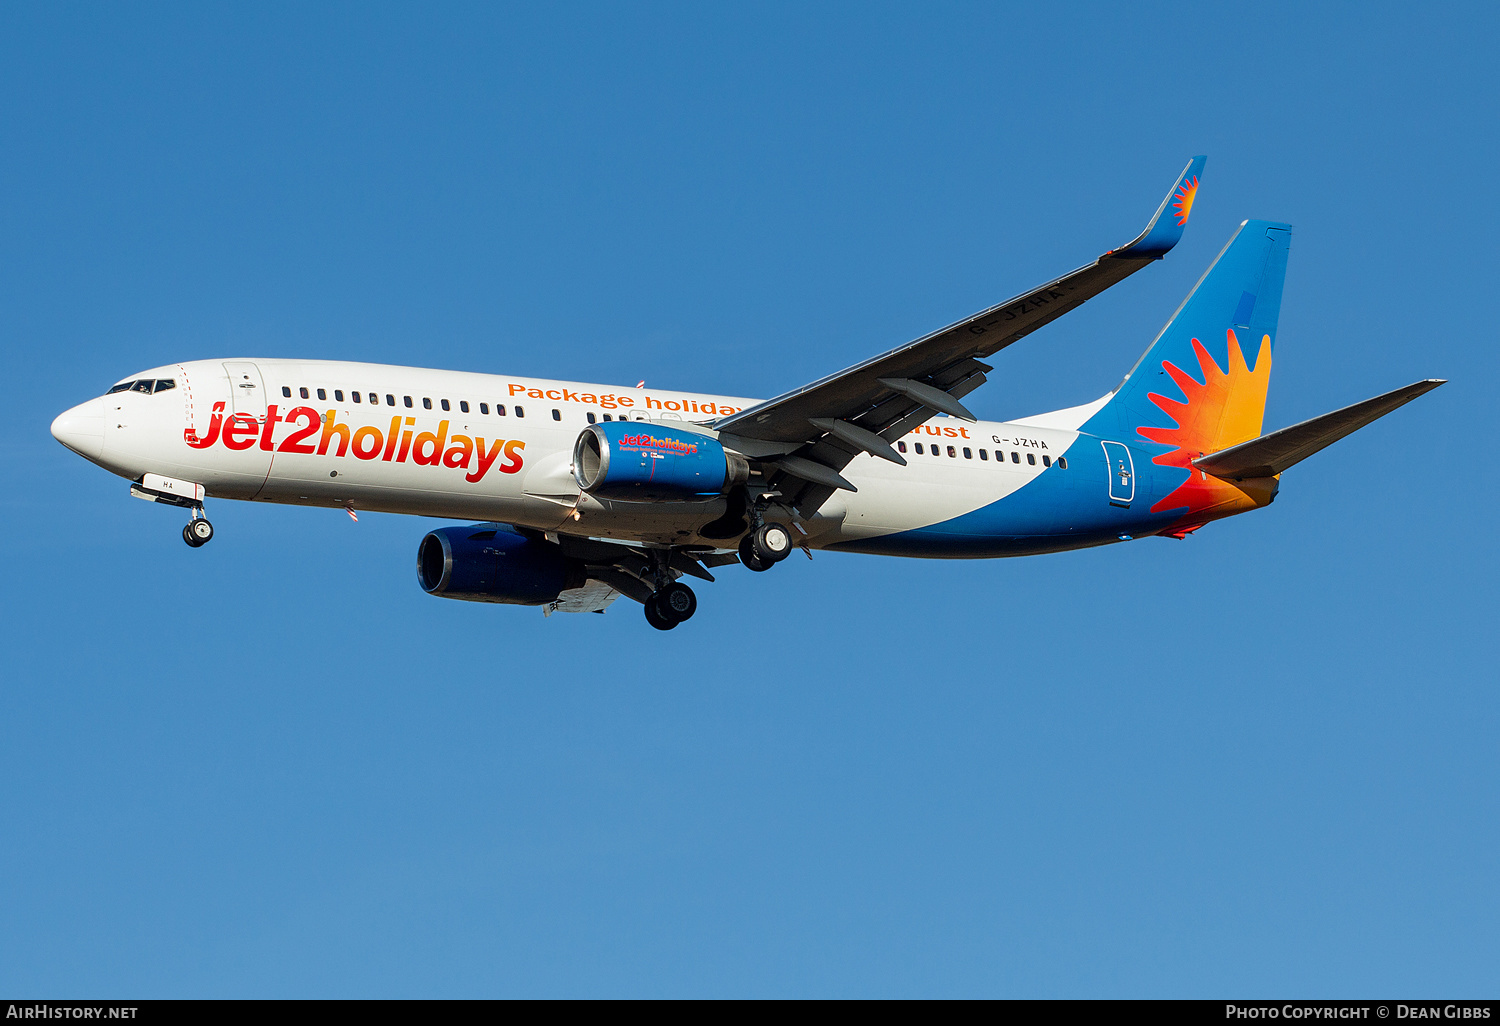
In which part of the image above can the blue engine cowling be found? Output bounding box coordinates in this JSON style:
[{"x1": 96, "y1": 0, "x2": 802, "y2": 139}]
[
  {"x1": 417, "y1": 525, "x2": 583, "y2": 605},
  {"x1": 573, "y1": 421, "x2": 749, "y2": 501}
]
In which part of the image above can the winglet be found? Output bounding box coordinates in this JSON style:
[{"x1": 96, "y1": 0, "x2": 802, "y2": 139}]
[{"x1": 1113, "y1": 155, "x2": 1206, "y2": 260}]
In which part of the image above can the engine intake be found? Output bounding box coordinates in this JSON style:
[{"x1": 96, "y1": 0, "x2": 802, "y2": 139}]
[
  {"x1": 417, "y1": 525, "x2": 583, "y2": 605},
  {"x1": 573, "y1": 422, "x2": 748, "y2": 501}
]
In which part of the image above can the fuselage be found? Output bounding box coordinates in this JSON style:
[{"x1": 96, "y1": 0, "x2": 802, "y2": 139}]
[{"x1": 51, "y1": 358, "x2": 1273, "y2": 557}]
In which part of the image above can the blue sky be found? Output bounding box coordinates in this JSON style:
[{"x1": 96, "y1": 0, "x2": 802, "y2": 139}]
[{"x1": 2, "y1": 2, "x2": 1496, "y2": 997}]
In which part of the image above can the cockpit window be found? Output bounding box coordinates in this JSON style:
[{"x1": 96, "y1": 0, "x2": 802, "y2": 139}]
[{"x1": 107, "y1": 378, "x2": 176, "y2": 395}]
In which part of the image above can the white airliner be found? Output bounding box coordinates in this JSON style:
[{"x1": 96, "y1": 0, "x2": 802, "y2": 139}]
[{"x1": 51, "y1": 158, "x2": 1442, "y2": 629}]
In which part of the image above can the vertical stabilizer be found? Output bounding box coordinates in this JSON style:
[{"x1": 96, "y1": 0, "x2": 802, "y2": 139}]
[
  {"x1": 1084, "y1": 219, "x2": 1291, "y2": 449},
  {"x1": 1078, "y1": 219, "x2": 1291, "y2": 535}
]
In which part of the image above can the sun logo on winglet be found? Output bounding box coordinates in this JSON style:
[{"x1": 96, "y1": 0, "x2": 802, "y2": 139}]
[{"x1": 1172, "y1": 175, "x2": 1199, "y2": 226}]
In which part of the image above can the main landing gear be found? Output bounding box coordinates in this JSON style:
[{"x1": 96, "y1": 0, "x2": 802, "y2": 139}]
[
  {"x1": 635, "y1": 523, "x2": 792, "y2": 631},
  {"x1": 739, "y1": 522, "x2": 793, "y2": 572},
  {"x1": 182, "y1": 509, "x2": 214, "y2": 548},
  {"x1": 644, "y1": 582, "x2": 697, "y2": 631}
]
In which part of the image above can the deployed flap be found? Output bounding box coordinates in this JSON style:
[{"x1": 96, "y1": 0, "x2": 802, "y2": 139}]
[
  {"x1": 544, "y1": 579, "x2": 621, "y2": 616},
  {"x1": 713, "y1": 157, "x2": 1206, "y2": 448},
  {"x1": 1194, "y1": 379, "x2": 1445, "y2": 480}
]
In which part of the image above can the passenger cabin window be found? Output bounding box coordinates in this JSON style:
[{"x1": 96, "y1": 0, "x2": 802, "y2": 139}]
[
  {"x1": 300, "y1": 387, "x2": 309, "y2": 399},
  {"x1": 441, "y1": 399, "x2": 450, "y2": 411},
  {"x1": 459, "y1": 401, "x2": 468, "y2": 413},
  {"x1": 914, "y1": 442, "x2": 924, "y2": 454},
  {"x1": 1042, "y1": 455, "x2": 1051, "y2": 467},
  {"x1": 1058, "y1": 457, "x2": 1068, "y2": 469},
  {"x1": 386, "y1": 394, "x2": 395, "y2": 406},
  {"x1": 551, "y1": 409, "x2": 561, "y2": 421},
  {"x1": 979, "y1": 449, "x2": 988, "y2": 460},
  {"x1": 334, "y1": 390, "x2": 344, "y2": 401},
  {"x1": 947, "y1": 445, "x2": 957, "y2": 457},
  {"x1": 282, "y1": 386, "x2": 292, "y2": 397},
  {"x1": 515, "y1": 406, "x2": 525, "y2": 418},
  {"x1": 496, "y1": 404, "x2": 507, "y2": 416},
  {"x1": 587, "y1": 412, "x2": 596, "y2": 424},
  {"x1": 963, "y1": 447, "x2": 972, "y2": 459},
  {"x1": 897, "y1": 441, "x2": 907, "y2": 453},
  {"x1": 317, "y1": 388, "x2": 327, "y2": 401},
  {"x1": 422, "y1": 397, "x2": 432, "y2": 410},
  {"x1": 479, "y1": 403, "x2": 489, "y2": 414},
  {"x1": 1011, "y1": 452, "x2": 1020, "y2": 463},
  {"x1": 932, "y1": 446, "x2": 941, "y2": 457},
  {"x1": 352, "y1": 391, "x2": 361, "y2": 403},
  {"x1": 1027, "y1": 453, "x2": 1036, "y2": 465},
  {"x1": 404, "y1": 396, "x2": 413, "y2": 408}
]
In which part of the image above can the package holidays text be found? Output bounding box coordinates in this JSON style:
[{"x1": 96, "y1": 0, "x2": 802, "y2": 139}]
[
  {"x1": 507, "y1": 384, "x2": 743, "y2": 417},
  {"x1": 184, "y1": 404, "x2": 525, "y2": 482}
]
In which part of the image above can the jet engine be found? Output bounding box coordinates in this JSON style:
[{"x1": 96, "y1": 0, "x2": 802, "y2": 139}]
[
  {"x1": 573, "y1": 421, "x2": 749, "y2": 501},
  {"x1": 417, "y1": 525, "x2": 584, "y2": 605}
]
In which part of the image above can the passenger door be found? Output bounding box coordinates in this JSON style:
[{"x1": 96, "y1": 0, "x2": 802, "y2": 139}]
[
  {"x1": 223, "y1": 361, "x2": 267, "y2": 421},
  {"x1": 216, "y1": 361, "x2": 273, "y2": 498}
]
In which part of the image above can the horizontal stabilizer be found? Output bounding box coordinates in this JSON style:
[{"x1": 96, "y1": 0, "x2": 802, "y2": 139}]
[{"x1": 1193, "y1": 379, "x2": 1446, "y2": 480}]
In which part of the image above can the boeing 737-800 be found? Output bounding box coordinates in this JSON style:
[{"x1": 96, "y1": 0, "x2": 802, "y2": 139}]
[{"x1": 50, "y1": 158, "x2": 1443, "y2": 629}]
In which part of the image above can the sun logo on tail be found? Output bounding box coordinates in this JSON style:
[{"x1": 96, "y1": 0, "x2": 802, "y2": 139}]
[
  {"x1": 1172, "y1": 175, "x2": 1200, "y2": 226},
  {"x1": 1138, "y1": 329, "x2": 1273, "y2": 525}
]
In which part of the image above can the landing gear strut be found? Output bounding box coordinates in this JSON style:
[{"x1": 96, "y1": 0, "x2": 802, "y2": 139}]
[
  {"x1": 182, "y1": 509, "x2": 214, "y2": 548},
  {"x1": 739, "y1": 522, "x2": 793, "y2": 572},
  {"x1": 644, "y1": 582, "x2": 696, "y2": 631}
]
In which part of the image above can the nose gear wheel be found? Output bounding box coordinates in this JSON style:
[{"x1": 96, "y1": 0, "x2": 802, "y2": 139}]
[{"x1": 183, "y1": 517, "x2": 214, "y2": 547}]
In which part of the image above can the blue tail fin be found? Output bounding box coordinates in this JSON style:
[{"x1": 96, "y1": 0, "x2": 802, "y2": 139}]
[{"x1": 1083, "y1": 219, "x2": 1291, "y2": 442}]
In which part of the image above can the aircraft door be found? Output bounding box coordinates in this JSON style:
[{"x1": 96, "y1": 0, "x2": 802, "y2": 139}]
[
  {"x1": 1101, "y1": 440, "x2": 1135, "y2": 507},
  {"x1": 223, "y1": 361, "x2": 267, "y2": 421},
  {"x1": 215, "y1": 361, "x2": 274, "y2": 500}
]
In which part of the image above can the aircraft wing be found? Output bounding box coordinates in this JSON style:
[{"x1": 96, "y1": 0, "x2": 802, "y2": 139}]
[{"x1": 711, "y1": 157, "x2": 1206, "y2": 510}]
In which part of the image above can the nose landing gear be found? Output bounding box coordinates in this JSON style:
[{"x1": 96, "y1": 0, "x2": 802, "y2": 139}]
[
  {"x1": 182, "y1": 510, "x2": 214, "y2": 548},
  {"x1": 128, "y1": 474, "x2": 214, "y2": 548}
]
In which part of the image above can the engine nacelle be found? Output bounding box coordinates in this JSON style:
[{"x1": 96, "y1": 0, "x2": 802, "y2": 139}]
[
  {"x1": 417, "y1": 525, "x2": 582, "y2": 605},
  {"x1": 573, "y1": 421, "x2": 748, "y2": 501}
]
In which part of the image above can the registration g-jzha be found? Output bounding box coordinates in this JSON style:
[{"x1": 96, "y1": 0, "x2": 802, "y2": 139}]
[{"x1": 51, "y1": 158, "x2": 1443, "y2": 629}]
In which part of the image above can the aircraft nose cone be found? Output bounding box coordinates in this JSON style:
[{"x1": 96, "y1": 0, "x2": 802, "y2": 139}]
[{"x1": 51, "y1": 397, "x2": 106, "y2": 460}]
